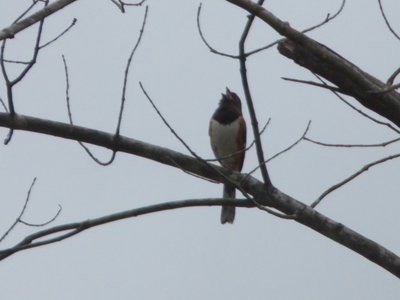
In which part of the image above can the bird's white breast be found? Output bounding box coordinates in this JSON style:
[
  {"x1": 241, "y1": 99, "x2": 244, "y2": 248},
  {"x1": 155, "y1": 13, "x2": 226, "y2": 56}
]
[{"x1": 209, "y1": 118, "x2": 241, "y2": 168}]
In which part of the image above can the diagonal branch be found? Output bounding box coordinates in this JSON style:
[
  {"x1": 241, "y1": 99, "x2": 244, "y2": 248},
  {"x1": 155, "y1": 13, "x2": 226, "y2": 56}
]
[
  {"x1": 0, "y1": 178, "x2": 37, "y2": 243},
  {"x1": 377, "y1": 0, "x2": 400, "y2": 41},
  {"x1": 0, "y1": 198, "x2": 252, "y2": 260},
  {"x1": 0, "y1": 112, "x2": 399, "y2": 277},
  {"x1": 311, "y1": 152, "x2": 400, "y2": 208},
  {"x1": 224, "y1": 0, "x2": 400, "y2": 129},
  {"x1": 246, "y1": 0, "x2": 346, "y2": 57},
  {"x1": 0, "y1": 0, "x2": 79, "y2": 41}
]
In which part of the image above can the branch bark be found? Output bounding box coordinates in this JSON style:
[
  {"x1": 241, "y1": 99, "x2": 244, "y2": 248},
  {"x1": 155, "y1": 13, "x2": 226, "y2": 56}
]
[
  {"x1": 225, "y1": 0, "x2": 400, "y2": 128},
  {"x1": 0, "y1": 112, "x2": 399, "y2": 277},
  {"x1": 0, "y1": 0, "x2": 78, "y2": 41}
]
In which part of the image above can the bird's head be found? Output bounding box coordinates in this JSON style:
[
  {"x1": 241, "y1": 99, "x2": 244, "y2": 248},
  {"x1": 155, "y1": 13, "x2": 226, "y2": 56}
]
[{"x1": 220, "y1": 87, "x2": 242, "y2": 111}]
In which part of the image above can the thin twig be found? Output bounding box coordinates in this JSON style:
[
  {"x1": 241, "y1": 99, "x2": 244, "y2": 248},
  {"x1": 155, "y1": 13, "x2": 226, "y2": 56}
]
[
  {"x1": 62, "y1": 55, "x2": 117, "y2": 165},
  {"x1": 372, "y1": 82, "x2": 400, "y2": 95},
  {"x1": 304, "y1": 136, "x2": 400, "y2": 148},
  {"x1": 378, "y1": 0, "x2": 400, "y2": 41},
  {"x1": 19, "y1": 205, "x2": 62, "y2": 227},
  {"x1": 0, "y1": 40, "x2": 13, "y2": 114},
  {"x1": 311, "y1": 152, "x2": 400, "y2": 208},
  {"x1": 139, "y1": 82, "x2": 204, "y2": 160},
  {"x1": 0, "y1": 198, "x2": 254, "y2": 260},
  {"x1": 196, "y1": 4, "x2": 239, "y2": 59},
  {"x1": 387, "y1": 67, "x2": 400, "y2": 86},
  {"x1": 13, "y1": 0, "x2": 41, "y2": 24},
  {"x1": 0, "y1": 178, "x2": 37, "y2": 243},
  {"x1": 313, "y1": 74, "x2": 400, "y2": 134},
  {"x1": 61, "y1": 6, "x2": 148, "y2": 166},
  {"x1": 246, "y1": 0, "x2": 346, "y2": 57},
  {"x1": 247, "y1": 120, "x2": 311, "y2": 176},
  {"x1": 282, "y1": 77, "x2": 348, "y2": 94},
  {"x1": 0, "y1": 97, "x2": 8, "y2": 112},
  {"x1": 111, "y1": 0, "x2": 145, "y2": 13},
  {"x1": 1, "y1": 1, "x2": 50, "y2": 144},
  {"x1": 39, "y1": 18, "x2": 77, "y2": 49},
  {"x1": 10, "y1": 0, "x2": 48, "y2": 86},
  {"x1": 2, "y1": 59, "x2": 30, "y2": 65},
  {"x1": 116, "y1": 5, "x2": 148, "y2": 137}
]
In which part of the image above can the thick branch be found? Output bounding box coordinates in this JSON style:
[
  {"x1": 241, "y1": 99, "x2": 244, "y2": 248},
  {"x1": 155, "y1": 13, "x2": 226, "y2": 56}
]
[
  {"x1": 0, "y1": 0, "x2": 78, "y2": 41},
  {"x1": 226, "y1": 0, "x2": 400, "y2": 128},
  {"x1": 0, "y1": 112, "x2": 399, "y2": 277}
]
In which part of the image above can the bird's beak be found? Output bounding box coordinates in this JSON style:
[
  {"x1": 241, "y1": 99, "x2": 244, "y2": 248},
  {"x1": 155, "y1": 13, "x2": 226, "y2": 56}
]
[{"x1": 224, "y1": 87, "x2": 234, "y2": 100}]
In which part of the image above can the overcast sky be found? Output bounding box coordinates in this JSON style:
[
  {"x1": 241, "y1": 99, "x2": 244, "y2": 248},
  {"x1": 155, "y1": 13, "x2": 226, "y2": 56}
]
[{"x1": 1, "y1": 0, "x2": 400, "y2": 299}]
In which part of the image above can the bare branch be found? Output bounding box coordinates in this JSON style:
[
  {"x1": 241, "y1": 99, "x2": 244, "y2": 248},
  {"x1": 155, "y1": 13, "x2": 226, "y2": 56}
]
[
  {"x1": 313, "y1": 74, "x2": 400, "y2": 135},
  {"x1": 282, "y1": 76, "x2": 347, "y2": 94},
  {"x1": 0, "y1": 198, "x2": 253, "y2": 260},
  {"x1": 246, "y1": 0, "x2": 346, "y2": 57},
  {"x1": 111, "y1": 0, "x2": 145, "y2": 13},
  {"x1": 311, "y1": 152, "x2": 400, "y2": 208},
  {"x1": 0, "y1": 0, "x2": 50, "y2": 145},
  {"x1": 19, "y1": 205, "x2": 62, "y2": 227},
  {"x1": 10, "y1": 1, "x2": 48, "y2": 86},
  {"x1": 224, "y1": 0, "x2": 400, "y2": 128},
  {"x1": 387, "y1": 67, "x2": 400, "y2": 86},
  {"x1": 39, "y1": 18, "x2": 77, "y2": 49},
  {"x1": 117, "y1": 6, "x2": 148, "y2": 137},
  {"x1": 62, "y1": 55, "x2": 117, "y2": 165},
  {"x1": 196, "y1": 4, "x2": 239, "y2": 59},
  {"x1": 301, "y1": 0, "x2": 346, "y2": 33},
  {"x1": 139, "y1": 82, "x2": 203, "y2": 160},
  {"x1": 238, "y1": 0, "x2": 273, "y2": 188},
  {"x1": 13, "y1": 1, "x2": 41, "y2": 24},
  {"x1": 0, "y1": 97, "x2": 8, "y2": 112},
  {"x1": 377, "y1": 0, "x2": 400, "y2": 41},
  {"x1": 0, "y1": 0, "x2": 79, "y2": 41},
  {"x1": 61, "y1": 6, "x2": 148, "y2": 166},
  {"x1": 2, "y1": 59, "x2": 30, "y2": 65},
  {"x1": 0, "y1": 178, "x2": 37, "y2": 243},
  {"x1": 247, "y1": 120, "x2": 311, "y2": 176},
  {"x1": 0, "y1": 112, "x2": 399, "y2": 276},
  {"x1": 372, "y1": 82, "x2": 400, "y2": 95},
  {"x1": 305, "y1": 136, "x2": 400, "y2": 148}
]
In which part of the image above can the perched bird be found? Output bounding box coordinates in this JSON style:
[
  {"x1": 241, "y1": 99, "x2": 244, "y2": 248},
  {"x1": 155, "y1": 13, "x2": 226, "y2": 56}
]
[{"x1": 209, "y1": 88, "x2": 247, "y2": 224}]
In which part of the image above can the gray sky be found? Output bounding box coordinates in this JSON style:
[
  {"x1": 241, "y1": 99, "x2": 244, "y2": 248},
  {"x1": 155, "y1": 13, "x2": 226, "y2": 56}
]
[{"x1": 1, "y1": 0, "x2": 400, "y2": 299}]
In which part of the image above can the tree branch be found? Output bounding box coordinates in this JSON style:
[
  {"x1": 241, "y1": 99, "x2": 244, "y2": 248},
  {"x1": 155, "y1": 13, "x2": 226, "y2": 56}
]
[
  {"x1": 0, "y1": 0, "x2": 79, "y2": 41},
  {"x1": 311, "y1": 152, "x2": 400, "y2": 208},
  {"x1": 238, "y1": 0, "x2": 273, "y2": 188},
  {"x1": 0, "y1": 112, "x2": 399, "y2": 277},
  {"x1": 225, "y1": 0, "x2": 400, "y2": 129},
  {"x1": 0, "y1": 198, "x2": 253, "y2": 260}
]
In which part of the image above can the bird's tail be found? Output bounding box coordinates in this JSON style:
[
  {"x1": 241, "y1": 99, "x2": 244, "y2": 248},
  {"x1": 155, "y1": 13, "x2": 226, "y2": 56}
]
[{"x1": 221, "y1": 183, "x2": 235, "y2": 224}]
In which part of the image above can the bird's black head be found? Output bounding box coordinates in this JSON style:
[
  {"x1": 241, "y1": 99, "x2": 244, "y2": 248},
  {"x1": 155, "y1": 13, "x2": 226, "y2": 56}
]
[
  {"x1": 212, "y1": 88, "x2": 242, "y2": 124},
  {"x1": 219, "y1": 87, "x2": 242, "y2": 112}
]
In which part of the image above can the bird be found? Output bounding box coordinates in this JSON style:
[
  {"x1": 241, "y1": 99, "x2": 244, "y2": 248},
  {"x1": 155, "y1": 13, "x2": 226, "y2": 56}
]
[{"x1": 209, "y1": 88, "x2": 247, "y2": 224}]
